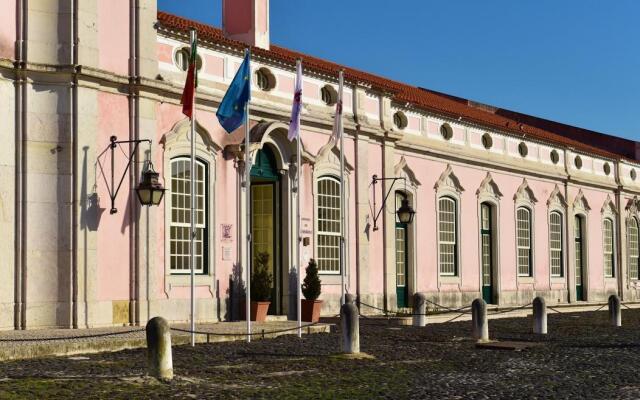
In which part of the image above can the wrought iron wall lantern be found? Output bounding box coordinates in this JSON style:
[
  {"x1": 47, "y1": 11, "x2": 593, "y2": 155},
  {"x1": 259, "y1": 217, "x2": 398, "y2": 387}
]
[
  {"x1": 99, "y1": 136, "x2": 166, "y2": 214},
  {"x1": 371, "y1": 174, "x2": 416, "y2": 231}
]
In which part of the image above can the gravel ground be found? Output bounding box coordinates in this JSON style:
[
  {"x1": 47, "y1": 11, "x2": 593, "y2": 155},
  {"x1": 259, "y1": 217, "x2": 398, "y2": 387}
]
[{"x1": 1, "y1": 309, "x2": 640, "y2": 399}]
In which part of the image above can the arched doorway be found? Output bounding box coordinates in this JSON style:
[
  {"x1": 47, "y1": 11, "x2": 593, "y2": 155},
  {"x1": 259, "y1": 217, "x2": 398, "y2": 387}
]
[{"x1": 250, "y1": 145, "x2": 282, "y2": 314}]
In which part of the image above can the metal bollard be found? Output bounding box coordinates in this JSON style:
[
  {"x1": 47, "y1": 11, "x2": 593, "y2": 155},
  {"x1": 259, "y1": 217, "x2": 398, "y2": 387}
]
[
  {"x1": 341, "y1": 295, "x2": 360, "y2": 354},
  {"x1": 146, "y1": 316, "x2": 173, "y2": 381},
  {"x1": 533, "y1": 296, "x2": 547, "y2": 334},
  {"x1": 471, "y1": 298, "x2": 489, "y2": 342},
  {"x1": 413, "y1": 293, "x2": 427, "y2": 327},
  {"x1": 608, "y1": 294, "x2": 621, "y2": 327}
]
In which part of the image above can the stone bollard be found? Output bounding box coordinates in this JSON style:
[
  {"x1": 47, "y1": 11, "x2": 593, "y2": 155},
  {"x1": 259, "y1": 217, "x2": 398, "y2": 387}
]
[
  {"x1": 532, "y1": 296, "x2": 547, "y2": 334},
  {"x1": 341, "y1": 295, "x2": 360, "y2": 354},
  {"x1": 608, "y1": 294, "x2": 621, "y2": 327},
  {"x1": 413, "y1": 293, "x2": 427, "y2": 327},
  {"x1": 146, "y1": 316, "x2": 173, "y2": 381},
  {"x1": 471, "y1": 298, "x2": 489, "y2": 342}
]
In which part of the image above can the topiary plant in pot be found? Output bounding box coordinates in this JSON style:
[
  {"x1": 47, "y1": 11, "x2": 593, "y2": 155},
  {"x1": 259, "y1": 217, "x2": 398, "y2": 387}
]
[
  {"x1": 250, "y1": 252, "x2": 273, "y2": 322},
  {"x1": 301, "y1": 258, "x2": 323, "y2": 322}
]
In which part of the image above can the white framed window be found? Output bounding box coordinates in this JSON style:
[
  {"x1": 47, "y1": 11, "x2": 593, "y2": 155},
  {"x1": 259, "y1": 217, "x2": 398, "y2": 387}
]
[
  {"x1": 603, "y1": 218, "x2": 615, "y2": 278},
  {"x1": 169, "y1": 157, "x2": 207, "y2": 274},
  {"x1": 517, "y1": 207, "x2": 532, "y2": 276},
  {"x1": 439, "y1": 196, "x2": 457, "y2": 276},
  {"x1": 549, "y1": 211, "x2": 563, "y2": 277},
  {"x1": 629, "y1": 217, "x2": 639, "y2": 280},
  {"x1": 317, "y1": 176, "x2": 341, "y2": 274}
]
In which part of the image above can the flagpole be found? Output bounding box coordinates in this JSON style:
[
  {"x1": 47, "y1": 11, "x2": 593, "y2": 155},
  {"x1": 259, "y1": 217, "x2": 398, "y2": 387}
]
[
  {"x1": 244, "y1": 48, "x2": 252, "y2": 343},
  {"x1": 189, "y1": 28, "x2": 197, "y2": 347},
  {"x1": 296, "y1": 59, "x2": 303, "y2": 338},
  {"x1": 338, "y1": 70, "x2": 346, "y2": 306}
]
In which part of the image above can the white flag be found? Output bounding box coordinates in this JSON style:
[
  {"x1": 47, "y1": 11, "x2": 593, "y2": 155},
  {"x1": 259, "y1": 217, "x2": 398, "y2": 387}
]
[
  {"x1": 287, "y1": 60, "x2": 303, "y2": 141},
  {"x1": 329, "y1": 71, "x2": 344, "y2": 143}
]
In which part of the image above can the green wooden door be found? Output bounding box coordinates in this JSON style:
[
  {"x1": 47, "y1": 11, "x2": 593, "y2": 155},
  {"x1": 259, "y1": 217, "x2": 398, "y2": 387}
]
[
  {"x1": 480, "y1": 203, "x2": 494, "y2": 304},
  {"x1": 395, "y1": 192, "x2": 409, "y2": 308},
  {"x1": 575, "y1": 216, "x2": 585, "y2": 301},
  {"x1": 250, "y1": 147, "x2": 280, "y2": 314}
]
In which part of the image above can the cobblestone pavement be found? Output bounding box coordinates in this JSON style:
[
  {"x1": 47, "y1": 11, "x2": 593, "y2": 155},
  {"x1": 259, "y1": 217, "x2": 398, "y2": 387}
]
[
  {"x1": 0, "y1": 321, "x2": 330, "y2": 361},
  {"x1": 1, "y1": 309, "x2": 640, "y2": 399}
]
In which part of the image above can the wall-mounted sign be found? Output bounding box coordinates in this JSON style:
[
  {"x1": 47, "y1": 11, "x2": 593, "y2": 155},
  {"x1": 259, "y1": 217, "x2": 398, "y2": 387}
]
[
  {"x1": 301, "y1": 217, "x2": 313, "y2": 235},
  {"x1": 222, "y1": 246, "x2": 232, "y2": 261},
  {"x1": 221, "y1": 224, "x2": 233, "y2": 242}
]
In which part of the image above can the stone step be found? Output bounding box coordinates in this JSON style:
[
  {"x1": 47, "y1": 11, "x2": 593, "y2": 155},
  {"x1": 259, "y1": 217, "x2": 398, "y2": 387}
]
[{"x1": 265, "y1": 315, "x2": 289, "y2": 322}]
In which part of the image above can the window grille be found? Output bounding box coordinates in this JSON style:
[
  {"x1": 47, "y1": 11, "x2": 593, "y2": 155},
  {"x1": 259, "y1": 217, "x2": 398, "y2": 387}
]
[
  {"x1": 169, "y1": 158, "x2": 206, "y2": 274},
  {"x1": 317, "y1": 176, "x2": 341, "y2": 273},
  {"x1": 549, "y1": 211, "x2": 563, "y2": 277},
  {"x1": 603, "y1": 219, "x2": 615, "y2": 278},
  {"x1": 575, "y1": 216, "x2": 584, "y2": 286},
  {"x1": 516, "y1": 207, "x2": 532, "y2": 276},
  {"x1": 480, "y1": 203, "x2": 492, "y2": 286},
  {"x1": 395, "y1": 192, "x2": 408, "y2": 287},
  {"x1": 629, "y1": 218, "x2": 639, "y2": 280},
  {"x1": 438, "y1": 197, "x2": 457, "y2": 276}
]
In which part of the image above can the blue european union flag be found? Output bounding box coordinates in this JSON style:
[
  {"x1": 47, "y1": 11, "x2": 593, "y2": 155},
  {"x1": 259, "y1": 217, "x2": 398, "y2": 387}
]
[{"x1": 216, "y1": 52, "x2": 251, "y2": 133}]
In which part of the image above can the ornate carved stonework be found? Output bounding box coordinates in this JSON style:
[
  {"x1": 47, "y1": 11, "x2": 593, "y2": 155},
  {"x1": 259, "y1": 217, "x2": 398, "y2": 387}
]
[
  {"x1": 572, "y1": 189, "x2": 591, "y2": 213},
  {"x1": 513, "y1": 179, "x2": 538, "y2": 204},
  {"x1": 434, "y1": 164, "x2": 464, "y2": 194},
  {"x1": 476, "y1": 172, "x2": 503, "y2": 199},
  {"x1": 601, "y1": 195, "x2": 617, "y2": 215},
  {"x1": 393, "y1": 156, "x2": 421, "y2": 188},
  {"x1": 547, "y1": 185, "x2": 567, "y2": 209}
]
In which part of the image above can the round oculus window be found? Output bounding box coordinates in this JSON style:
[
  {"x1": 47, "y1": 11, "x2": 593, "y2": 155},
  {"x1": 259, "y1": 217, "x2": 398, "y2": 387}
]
[
  {"x1": 256, "y1": 67, "x2": 276, "y2": 91},
  {"x1": 518, "y1": 142, "x2": 528, "y2": 158},
  {"x1": 574, "y1": 155, "x2": 583, "y2": 170},
  {"x1": 320, "y1": 85, "x2": 338, "y2": 106},
  {"x1": 481, "y1": 133, "x2": 493, "y2": 149},
  {"x1": 550, "y1": 149, "x2": 560, "y2": 164},
  {"x1": 393, "y1": 112, "x2": 408, "y2": 130},
  {"x1": 174, "y1": 47, "x2": 203, "y2": 72},
  {"x1": 440, "y1": 124, "x2": 453, "y2": 140}
]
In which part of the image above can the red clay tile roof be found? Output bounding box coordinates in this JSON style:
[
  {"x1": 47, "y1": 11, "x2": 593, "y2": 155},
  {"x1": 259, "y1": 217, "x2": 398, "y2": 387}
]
[{"x1": 157, "y1": 11, "x2": 637, "y2": 162}]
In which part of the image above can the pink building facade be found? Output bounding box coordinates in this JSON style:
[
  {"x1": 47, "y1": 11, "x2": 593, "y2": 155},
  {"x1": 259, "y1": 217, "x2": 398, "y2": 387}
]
[{"x1": 1, "y1": 0, "x2": 640, "y2": 329}]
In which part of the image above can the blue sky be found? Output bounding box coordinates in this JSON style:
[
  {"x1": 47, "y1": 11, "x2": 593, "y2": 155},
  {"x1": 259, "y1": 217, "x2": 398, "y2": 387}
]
[{"x1": 158, "y1": 0, "x2": 640, "y2": 141}]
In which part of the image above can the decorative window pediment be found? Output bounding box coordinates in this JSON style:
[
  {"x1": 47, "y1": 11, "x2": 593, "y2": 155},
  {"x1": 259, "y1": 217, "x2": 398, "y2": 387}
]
[
  {"x1": 572, "y1": 189, "x2": 591, "y2": 213},
  {"x1": 434, "y1": 164, "x2": 464, "y2": 194},
  {"x1": 394, "y1": 156, "x2": 421, "y2": 188},
  {"x1": 626, "y1": 196, "x2": 640, "y2": 215},
  {"x1": 513, "y1": 179, "x2": 537, "y2": 204},
  {"x1": 315, "y1": 141, "x2": 354, "y2": 173},
  {"x1": 476, "y1": 172, "x2": 502, "y2": 200},
  {"x1": 547, "y1": 185, "x2": 567, "y2": 209},
  {"x1": 161, "y1": 118, "x2": 221, "y2": 154},
  {"x1": 601, "y1": 195, "x2": 617, "y2": 215}
]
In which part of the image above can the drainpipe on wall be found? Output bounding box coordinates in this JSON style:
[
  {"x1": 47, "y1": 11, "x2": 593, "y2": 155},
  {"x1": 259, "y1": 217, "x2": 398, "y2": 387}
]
[
  {"x1": 353, "y1": 126, "x2": 361, "y2": 309},
  {"x1": 128, "y1": 0, "x2": 140, "y2": 326},
  {"x1": 563, "y1": 148, "x2": 572, "y2": 303},
  {"x1": 70, "y1": 0, "x2": 79, "y2": 328},
  {"x1": 14, "y1": 0, "x2": 26, "y2": 330},
  {"x1": 613, "y1": 160, "x2": 624, "y2": 300}
]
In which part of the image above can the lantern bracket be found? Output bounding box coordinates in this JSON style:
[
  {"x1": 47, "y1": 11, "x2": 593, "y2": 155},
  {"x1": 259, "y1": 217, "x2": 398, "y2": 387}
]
[
  {"x1": 371, "y1": 174, "x2": 406, "y2": 231},
  {"x1": 97, "y1": 135, "x2": 152, "y2": 214}
]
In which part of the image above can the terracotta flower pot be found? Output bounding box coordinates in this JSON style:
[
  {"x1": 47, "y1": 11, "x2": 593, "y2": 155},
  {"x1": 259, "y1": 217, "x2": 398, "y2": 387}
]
[
  {"x1": 239, "y1": 300, "x2": 271, "y2": 322},
  {"x1": 301, "y1": 299, "x2": 323, "y2": 322},
  {"x1": 251, "y1": 301, "x2": 270, "y2": 322}
]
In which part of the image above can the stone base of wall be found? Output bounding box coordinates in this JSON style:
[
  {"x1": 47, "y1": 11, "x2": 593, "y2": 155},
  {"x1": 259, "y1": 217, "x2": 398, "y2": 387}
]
[{"x1": 149, "y1": 298, "x2": 220, "y2": 325}]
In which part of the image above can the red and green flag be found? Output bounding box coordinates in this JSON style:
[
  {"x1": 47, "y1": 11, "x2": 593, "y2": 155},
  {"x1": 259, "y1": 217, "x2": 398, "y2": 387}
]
[{"x1": 181, "y1": 31, "x2": 198, "y2": 118}]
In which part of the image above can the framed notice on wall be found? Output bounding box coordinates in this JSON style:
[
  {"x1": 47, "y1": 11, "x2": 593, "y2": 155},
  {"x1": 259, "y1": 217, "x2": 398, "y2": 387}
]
[{"x1": 221, "y1": 224, "x2": 233, "y2": 242}]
